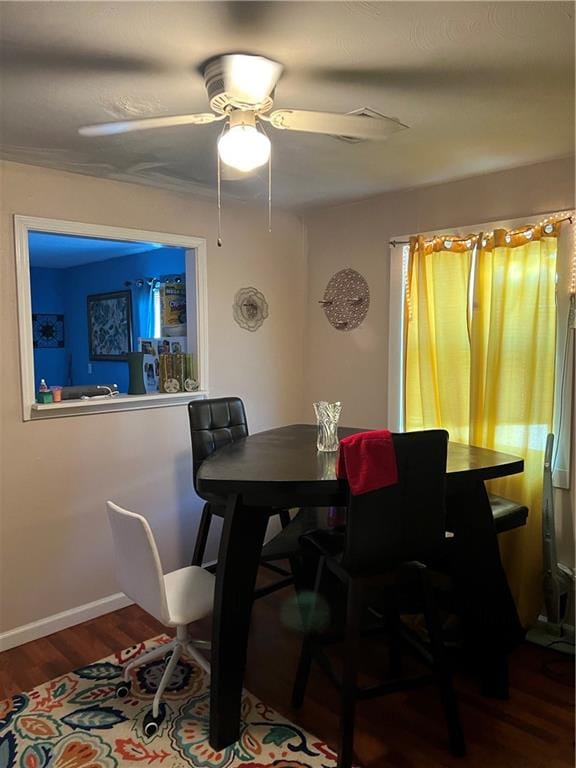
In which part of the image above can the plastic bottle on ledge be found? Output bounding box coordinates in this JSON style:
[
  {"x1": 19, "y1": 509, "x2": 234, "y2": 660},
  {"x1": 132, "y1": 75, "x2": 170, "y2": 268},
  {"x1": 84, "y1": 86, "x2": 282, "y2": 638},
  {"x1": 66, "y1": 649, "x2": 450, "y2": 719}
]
[{"x1": 37, "y1": 378, "x2": 53, "y2": 404}]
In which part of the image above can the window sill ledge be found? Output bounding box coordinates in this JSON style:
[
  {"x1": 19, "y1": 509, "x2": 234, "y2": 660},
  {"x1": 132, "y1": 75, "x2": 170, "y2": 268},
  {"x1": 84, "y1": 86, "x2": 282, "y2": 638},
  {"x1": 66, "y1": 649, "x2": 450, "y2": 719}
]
[{"x1": 28, "y1": 391, "x2": 208, "y2": 420}]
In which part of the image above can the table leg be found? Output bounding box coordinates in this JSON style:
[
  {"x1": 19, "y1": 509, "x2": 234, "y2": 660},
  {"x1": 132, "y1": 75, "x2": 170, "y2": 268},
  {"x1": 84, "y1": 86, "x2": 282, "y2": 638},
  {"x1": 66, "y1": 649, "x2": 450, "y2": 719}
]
[
  {"x1": 446, "y1": 480, "x2": 524, "y2": 698},
  {"x1": 209, "y1": 494, "x2": 270, "y2": 749}
]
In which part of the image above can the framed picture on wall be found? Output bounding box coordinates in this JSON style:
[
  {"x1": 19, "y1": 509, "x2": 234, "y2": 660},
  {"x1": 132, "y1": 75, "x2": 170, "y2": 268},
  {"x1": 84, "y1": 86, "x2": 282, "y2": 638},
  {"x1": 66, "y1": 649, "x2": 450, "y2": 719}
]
[{"x1": 87, "y1": 290, "x2": 133, "y2": 361}]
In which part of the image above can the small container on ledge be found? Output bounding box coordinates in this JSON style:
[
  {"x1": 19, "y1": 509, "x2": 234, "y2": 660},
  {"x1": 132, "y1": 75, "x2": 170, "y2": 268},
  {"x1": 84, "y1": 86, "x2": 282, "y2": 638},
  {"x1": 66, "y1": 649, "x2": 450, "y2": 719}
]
[{"x1": 37, "y1": 378, "x2": 53, "y2": 403}]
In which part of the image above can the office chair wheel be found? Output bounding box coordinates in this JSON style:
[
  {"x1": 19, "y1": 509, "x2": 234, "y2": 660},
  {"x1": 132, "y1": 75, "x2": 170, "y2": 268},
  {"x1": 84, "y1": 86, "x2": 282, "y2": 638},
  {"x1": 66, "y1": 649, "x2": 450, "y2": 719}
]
[
  {"x1": 115, "y1": 681, "x2": 131, "y2": 698},
  {"x1": 143, "y1": 708, "x2": 165, "y2": 737}
]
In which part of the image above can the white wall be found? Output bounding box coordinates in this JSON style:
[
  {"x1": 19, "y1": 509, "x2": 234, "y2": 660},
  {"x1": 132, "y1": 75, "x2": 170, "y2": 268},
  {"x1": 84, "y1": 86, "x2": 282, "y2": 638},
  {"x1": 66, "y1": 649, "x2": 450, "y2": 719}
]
[
  {"x1": 0, "y1": 161, "x2": 308, "y2": 636},
  {"x1": 302, "y1": 156, "x2": 575, "y2": 569}
]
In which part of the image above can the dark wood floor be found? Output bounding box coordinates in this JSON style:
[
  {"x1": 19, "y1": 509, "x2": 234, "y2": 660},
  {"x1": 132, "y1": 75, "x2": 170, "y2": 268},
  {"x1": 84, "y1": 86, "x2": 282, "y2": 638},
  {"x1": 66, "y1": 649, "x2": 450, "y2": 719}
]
[{"x1": 1, "y1": 569, "x2": 574, "y2": 768}]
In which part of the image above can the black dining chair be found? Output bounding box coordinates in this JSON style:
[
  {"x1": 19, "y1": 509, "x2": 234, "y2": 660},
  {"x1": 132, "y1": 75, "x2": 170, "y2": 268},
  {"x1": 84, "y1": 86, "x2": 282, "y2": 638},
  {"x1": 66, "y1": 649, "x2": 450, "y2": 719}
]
[
  {"x1": 188, "y1": 397, "x2": 328, "y2": 599},
  {"x1": 291, "y1": 429, "x2": 466, "y2": 768}
]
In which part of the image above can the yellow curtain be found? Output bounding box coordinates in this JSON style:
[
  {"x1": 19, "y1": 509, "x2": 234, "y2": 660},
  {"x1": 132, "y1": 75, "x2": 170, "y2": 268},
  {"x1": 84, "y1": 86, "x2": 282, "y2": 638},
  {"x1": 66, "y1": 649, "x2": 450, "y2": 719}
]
[
  {"x1": 470, "y1": 224, "x2": 558, "y2": 625},
  {"x1": 405, "y1": 235, "x2": 475, "y2": 443},
  {"x1": 405, "y1": 224, "x2": 558, "y2": 627}
]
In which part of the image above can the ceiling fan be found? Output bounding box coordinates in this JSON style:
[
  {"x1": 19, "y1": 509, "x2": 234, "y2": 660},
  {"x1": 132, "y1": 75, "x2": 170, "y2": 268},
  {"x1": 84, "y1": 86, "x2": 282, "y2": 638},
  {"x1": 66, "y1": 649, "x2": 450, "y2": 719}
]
[{"x1": 79, "y1": 53, "x2": 408, "y2": 174}]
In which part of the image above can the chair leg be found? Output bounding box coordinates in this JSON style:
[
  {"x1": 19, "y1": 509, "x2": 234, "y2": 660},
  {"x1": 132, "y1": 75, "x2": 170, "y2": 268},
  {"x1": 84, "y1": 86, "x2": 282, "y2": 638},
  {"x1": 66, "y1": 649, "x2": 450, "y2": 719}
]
[
  {"x1": 418, "y1": 565, "x2": 466, "y2": 757},
  {"x1": 151, "y1": 643, "x2": 183, "y2": 718},
  {"x1": 289, "y1": 552, "x2": 308, "y2": 594},
  {"x1": 386, "y1": 599, "x2": 403, "y2": 679},
  {"x1": 338, "y1": 578, "x2": 362, "y2": 768},
  {"x1": 291, "y1": 635, "x2": 314, "y2": 709},
  {"x1": 123, "y1": 640, "x2": 175, "y2": 682},
  {"x1": 187, "y1": 642, "x2": 211, "y2": 676},
  {"x1": 191, "y1": 503, "x2": 213, "y2": 566},
  {"x1": 189, "y1": 639, "x2": 211, "y2": 649},
  {"x1": 291, "y1": 555, "x2": 327, "y2": 708},
  {"x1": 253, "y1": 577, "x2": 294, "y2": 600}
]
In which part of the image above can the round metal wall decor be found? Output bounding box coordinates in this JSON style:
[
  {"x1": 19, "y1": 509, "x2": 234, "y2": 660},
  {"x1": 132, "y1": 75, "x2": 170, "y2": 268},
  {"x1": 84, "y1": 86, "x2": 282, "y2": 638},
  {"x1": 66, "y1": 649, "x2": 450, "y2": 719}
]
[
  {"x1": 233, "y1": 286, "x2": 269, "y2": 332},
  {"x1": 320, "y1": 268, "x2": 370, "y2": 331}
]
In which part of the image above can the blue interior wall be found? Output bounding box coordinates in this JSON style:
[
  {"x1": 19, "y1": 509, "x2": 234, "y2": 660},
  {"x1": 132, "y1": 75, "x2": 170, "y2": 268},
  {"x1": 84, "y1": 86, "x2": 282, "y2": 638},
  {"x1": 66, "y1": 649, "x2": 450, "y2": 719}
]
[
  {"x1": 30, "y1": 247, "x2": 186, "y2": 392},
  {"x1": 31, "y1": 267, "x2": 68, "y2": 389}
]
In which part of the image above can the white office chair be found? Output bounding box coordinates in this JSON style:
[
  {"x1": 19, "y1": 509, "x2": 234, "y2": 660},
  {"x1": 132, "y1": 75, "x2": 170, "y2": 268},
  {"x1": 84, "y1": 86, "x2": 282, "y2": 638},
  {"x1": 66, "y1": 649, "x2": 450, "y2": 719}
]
[{"x1": 106, "y1": 501, "x2": 215, "y2": 736}]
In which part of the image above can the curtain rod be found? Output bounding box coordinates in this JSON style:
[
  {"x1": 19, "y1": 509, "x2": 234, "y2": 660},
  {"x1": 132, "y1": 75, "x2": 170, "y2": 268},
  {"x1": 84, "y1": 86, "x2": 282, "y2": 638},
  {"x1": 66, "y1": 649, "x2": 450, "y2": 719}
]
[{"x1": 389, "y1": 214, "x2": 574, "y2": 247}]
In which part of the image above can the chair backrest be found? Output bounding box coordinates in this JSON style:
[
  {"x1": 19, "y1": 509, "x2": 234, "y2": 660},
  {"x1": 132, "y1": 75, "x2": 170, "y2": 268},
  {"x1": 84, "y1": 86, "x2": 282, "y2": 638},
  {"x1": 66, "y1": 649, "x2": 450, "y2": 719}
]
[
  {"x1": 106, "y1": 501, "x2": 170, "y2": 625},
  {"x1": 187, "y1": 397, "x2": 249, "y2": 493},
  {"x1": 342, "y1": 430, "x2": 449, "y2": 575}
]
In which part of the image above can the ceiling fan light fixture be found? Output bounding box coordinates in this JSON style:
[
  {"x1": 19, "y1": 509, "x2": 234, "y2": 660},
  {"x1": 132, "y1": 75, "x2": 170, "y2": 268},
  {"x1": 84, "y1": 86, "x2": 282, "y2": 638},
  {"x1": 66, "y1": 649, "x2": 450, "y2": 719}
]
[{"x1": 218, "y1": 123, "x2": 271, "y2": 172}]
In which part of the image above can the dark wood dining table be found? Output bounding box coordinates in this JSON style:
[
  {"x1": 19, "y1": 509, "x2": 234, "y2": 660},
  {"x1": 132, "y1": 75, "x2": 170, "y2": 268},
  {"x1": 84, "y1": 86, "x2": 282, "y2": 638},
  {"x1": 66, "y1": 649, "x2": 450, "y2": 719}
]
[{"x1": 197, "y1": 424, "x2": 525, "y2": 750}]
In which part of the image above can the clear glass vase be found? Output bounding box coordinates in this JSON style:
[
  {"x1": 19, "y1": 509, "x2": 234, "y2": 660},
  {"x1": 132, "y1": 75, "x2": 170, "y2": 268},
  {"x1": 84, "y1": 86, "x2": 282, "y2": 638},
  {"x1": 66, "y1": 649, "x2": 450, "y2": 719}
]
[{"x1": 313, "y1": 401, "x2": 342, "y2": 452}]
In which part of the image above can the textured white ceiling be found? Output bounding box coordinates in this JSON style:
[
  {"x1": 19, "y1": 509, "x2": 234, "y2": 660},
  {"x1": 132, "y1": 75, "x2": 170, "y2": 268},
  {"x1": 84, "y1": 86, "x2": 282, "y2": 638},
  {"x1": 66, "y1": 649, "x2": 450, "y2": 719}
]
[{"x1": 0, "y1": 1, "x2": 574, "y2": 208}]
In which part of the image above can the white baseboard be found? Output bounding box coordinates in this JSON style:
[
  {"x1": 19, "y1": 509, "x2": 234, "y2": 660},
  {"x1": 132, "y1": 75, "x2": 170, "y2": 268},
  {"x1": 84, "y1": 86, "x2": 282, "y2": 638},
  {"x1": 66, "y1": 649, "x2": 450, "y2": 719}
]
[
  {"x1": 1, "y1": 560, "x2": 218, "y2": 652},
  {"x1": 0, "y1": 593, "x2": 133, "y2": 652}
]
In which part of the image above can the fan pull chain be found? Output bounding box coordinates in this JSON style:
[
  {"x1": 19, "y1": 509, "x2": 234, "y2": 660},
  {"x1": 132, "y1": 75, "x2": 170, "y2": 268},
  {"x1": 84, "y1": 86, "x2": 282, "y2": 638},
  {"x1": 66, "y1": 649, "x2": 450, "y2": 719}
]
[
  {"x1": 217, "y1": 151, "x2": 223, "y2": 247},
  {"x1": 258, "y1": 120, "x2": 272, "y2": 233},
  {"x1": 268, "y1": 145, "x2": 272, "y2": 233}
]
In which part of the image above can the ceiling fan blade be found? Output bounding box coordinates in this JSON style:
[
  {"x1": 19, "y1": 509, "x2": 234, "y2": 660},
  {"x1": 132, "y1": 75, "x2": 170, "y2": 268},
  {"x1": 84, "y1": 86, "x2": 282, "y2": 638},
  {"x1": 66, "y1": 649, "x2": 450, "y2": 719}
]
[
  {"x1": 222, "y1": 54, "x2": 283, "y2": 107},
  {"x1": 0, "y1": 39, "x2": 164, "y2": 75},
  {"x1": 220, "y1": 1, "x2": 274, "y2": 30},
  {"x1": 79, "y1": 113, "x2": 224, "y2": 137},
  {"x1": 267, "y1": 109, "x2": 407, "y2": 140}
]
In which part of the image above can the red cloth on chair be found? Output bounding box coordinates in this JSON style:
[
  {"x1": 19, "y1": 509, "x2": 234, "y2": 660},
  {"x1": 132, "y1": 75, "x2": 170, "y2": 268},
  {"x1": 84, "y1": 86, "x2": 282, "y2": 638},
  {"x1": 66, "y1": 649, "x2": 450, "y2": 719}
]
[{"x1": 337, "y1": 430, "x2": 398, "y2": 496}]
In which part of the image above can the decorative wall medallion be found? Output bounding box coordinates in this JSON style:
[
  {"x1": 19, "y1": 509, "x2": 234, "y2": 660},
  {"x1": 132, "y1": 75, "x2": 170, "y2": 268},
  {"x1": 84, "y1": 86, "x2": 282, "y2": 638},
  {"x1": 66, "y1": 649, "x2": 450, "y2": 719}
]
[
  {"x1": 233, "y1": 287, "x2": 269, "y2": 332},
  {"x1": 32, "y1": 314, "x2": 65, "y2": 348},
  {"x1": 320, "y1": 268, "x2": 370, "y2": 331}
]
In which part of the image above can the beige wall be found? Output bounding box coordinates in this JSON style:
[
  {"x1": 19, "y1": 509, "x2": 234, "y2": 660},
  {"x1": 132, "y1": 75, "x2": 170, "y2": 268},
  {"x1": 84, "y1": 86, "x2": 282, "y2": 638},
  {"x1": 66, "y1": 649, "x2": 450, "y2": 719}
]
[
  {"x1": 302, "y1": 157, "x2": 574, "y2": 427},
  {"x1": 1, "y1": 156, "x2": 574, "y2": 638},
  {"x1": 0, "y1": 161, "x2": 308, "y2": 634},
  {"x1": 302, "y1": 156, "x2": 575, "y2": 568}
]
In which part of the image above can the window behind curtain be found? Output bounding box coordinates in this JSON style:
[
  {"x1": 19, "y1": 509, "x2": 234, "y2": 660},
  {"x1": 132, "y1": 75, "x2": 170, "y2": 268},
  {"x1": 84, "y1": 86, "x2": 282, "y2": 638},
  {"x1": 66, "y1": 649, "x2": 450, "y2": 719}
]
[{"x1": 402, "y1": 222, "x2": 561, "y2": 626}]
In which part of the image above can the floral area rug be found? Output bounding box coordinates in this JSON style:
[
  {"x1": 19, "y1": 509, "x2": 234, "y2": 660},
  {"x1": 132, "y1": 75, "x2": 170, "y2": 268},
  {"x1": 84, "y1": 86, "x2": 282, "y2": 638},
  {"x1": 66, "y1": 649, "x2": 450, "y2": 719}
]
[{"x1": 0, "y1": 635, "x2": 337, "y2": 768}]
